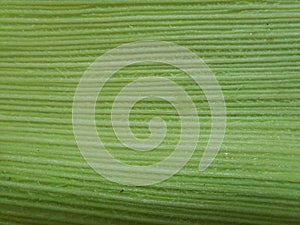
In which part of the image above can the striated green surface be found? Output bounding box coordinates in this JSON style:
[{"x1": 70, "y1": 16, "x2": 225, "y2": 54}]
[{"x1": 1, "y1": 0, "x2": 300, "y2": 224}]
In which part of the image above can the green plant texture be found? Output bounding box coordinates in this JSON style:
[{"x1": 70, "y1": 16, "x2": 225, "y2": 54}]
[{"x1": 1, "y1": 0, "x2": 300, "y2": 224}]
